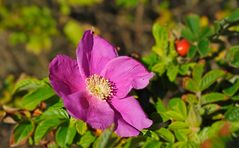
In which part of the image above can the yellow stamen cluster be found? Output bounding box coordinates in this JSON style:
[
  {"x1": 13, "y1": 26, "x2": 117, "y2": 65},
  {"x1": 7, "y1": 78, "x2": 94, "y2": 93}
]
[{"x1": 86, "y1": 74, "x2": 113, "y2": 100}]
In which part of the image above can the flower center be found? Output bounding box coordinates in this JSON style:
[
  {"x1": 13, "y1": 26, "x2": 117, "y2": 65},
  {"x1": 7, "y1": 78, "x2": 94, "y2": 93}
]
[{"x1": 86, "y1": 74, "x2": 114, "y2": 100}]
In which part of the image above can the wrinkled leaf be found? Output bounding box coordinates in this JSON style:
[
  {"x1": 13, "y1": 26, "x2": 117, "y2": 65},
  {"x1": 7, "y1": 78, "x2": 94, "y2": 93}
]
[{"x1": 200, "y1": 69, "x2": 225, "y2": 91}]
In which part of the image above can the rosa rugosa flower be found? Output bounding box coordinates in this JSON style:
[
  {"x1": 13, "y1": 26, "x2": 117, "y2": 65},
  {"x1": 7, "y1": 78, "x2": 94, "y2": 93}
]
[{"x1": 49, "y1": 30, "x2": 153, "y2": 137}]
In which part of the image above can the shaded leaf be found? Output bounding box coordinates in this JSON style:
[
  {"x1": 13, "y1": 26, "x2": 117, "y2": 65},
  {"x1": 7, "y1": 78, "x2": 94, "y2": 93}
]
[
  {"x1": 93, "y1": 126, "x2": 114, "y2": 148},
  {"x1": 223, "y1": 79, "x2": 239, "y2": 96},
  {"x1": 10, "y1": 121, "x2": 34, "y2": 147},
  {"x1": 226, "y1": 46, "x2": 239, "y2": 68},
  {"x1": 225, "y1": 107, "x2": 239, "y2": 121},
  {"x1": 34, "y1": 118, "x2": 61, "y2": 144}
]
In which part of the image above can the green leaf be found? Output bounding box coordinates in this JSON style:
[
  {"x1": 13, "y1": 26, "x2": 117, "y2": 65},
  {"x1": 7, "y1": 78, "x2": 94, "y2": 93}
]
[
  {"x1": 65, "y1": 118, "x2": 77, "y2": 145},
  {"x1": 56, "y1": 120, "x2": 77, "y2": 147},
  {"x1": 168, "y1": 98, "x2": 187, "y2": 120},
  {"x1": 226, "y1": 46, "x2": 239, "y2": 68},
  {"x1": 183, "y1": 78, "x2": 199, "y2": 93},
  {"x1": 12, "y1": 77, "x2": 45, "y2": 94},
  {"x1": 21, "y1": 86, "x2": 55, "y2": 110},
  {"x1": 167, "y1": 64, "x2": 179, "y2": 82},
  {"x1": 142, "y1": 138, "x2": 162, "y2": 148},
  {"x1": 202, "y1": 104, "x2": 221, "y2": 115},
  {"x1": 152, "y1": 62, "x2": 166, "y2": 75},
  {"x1": 223, "y1": 79, "x2": 239, "y2": 96},
  {"x1": 78, "y1": 131, "x2": 95, "y2": 148},
  {"x1": 225, "y1": 107, "x2": 239, "y2": 121},
  {"x1": 155, "y1": 99, "x2": 168, "y2": 121},
  {"x1": 34, "y1": 118, "x2": 61, "y2": 144},
  {"x1": 179, "y1": 63, "x2": 194, "y2": 75},
  {"x1": 40, "y1": 108, "x2": 69, "y2": 120},
  {"x1": 198, "y1": 39, "x2": 210, "y2": 57},
  {"x1": 201, "y1": 93, "x2": 228, "y2": 105},
  {"x1": 157, "y1": 128, "x2": 175, "y2": 143},
  {"x1": 199, "y1": 69, "x2": 225, "y2": 91},
  {"x1": 181, "y1": 27, "x2": 195, "y2": 42},
  {"x1": 56, "y1": 126, "x2": 68, "y2": 147},
  {"x1": 174, "y1": 129, "x2": 190, "y2": 141},
  {"x1": 93, "y1": 126, "x2": 113, "y2": 148},
  {"x1": 169, "y1": 122, "x2": 188, "y2": 130},
  {"x1": 185, "y1": 15, "x2": 200, "y2": 35},
  {"x1": 226, "y1": 8, "x2": 239, "y2": 22},
  {"x1": 232, "y1": 95, "x2": 239, "y2": 101},
  {"x1": 76, "y1": 120, "x2": 88, "y2": 135},
  {"x1": 152, "y1": 23, "x2": 168, "y2": 57},
  {"x1": 187, "y1": 45, "x2": 197, "y2": 58},
  {"x1": 192, "y1": 63, "x2": 205, "y2": 82},
  {"x1": 11, "y1": 122, "x2": 34, "y2": 147},
  {"x1": 165, "y1": 111, "x2": 185, "y2": 121},
  {"x1": 187, "y1": 104, "x2": 201, "y2": 128},
  {"x1": 142, "y1": 52, "x2": 159, "y2": 68}
]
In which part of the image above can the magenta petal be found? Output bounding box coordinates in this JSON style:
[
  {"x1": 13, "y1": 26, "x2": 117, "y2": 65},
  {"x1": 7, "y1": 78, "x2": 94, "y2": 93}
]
[
  {"x1": 76, "y1": 30, "x2": 93, "y2": 78},
  {"x1": 115, "y1": 116, "x2": 140, "y2": 137},
  {"x1": 63, "y1": 91, "x2": 115, "y2": 129},
  {"x1": 76, "y1": 30, "x2": 118, "y2": 77},
  {"x1": 49, "y1": 55, "x2": 85, "y2": 96},
  {"x1": 101, "y1": 56, "x2": 154, "y2": 98},
  {"x1": 86, "y1": 96, "x2": 115, "y2": 129},
  {"x1": 111, "y1": 96, "x2": 152, "y2": 132},
  {"x1": 62, "y1": 91, "x2": 89, "y2": 120}
]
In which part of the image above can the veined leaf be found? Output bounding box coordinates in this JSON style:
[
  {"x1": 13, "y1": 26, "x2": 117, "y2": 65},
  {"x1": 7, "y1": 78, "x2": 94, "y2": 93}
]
[
  {"x1": 225, "y1": 107, "x2": 239, "y2": 121},
  {"x1": 199, "y1": 69, "x2": 225, "y2": 91},
  {"x1": 169, "y1": 121, "x2": 189, "y2": 131},
  {"x1": 198, "y1": 39, "x2": 210, "y2": 57},
  {"x1": 76, "y1": 120, "x2": 88, "y2": 135},
  {"x1": 183, "y1": 77, "x2": 199, "y2": 93},
  {"x1": 152, "y1": 23, "x2": 168, "y2": 57},
  {"x1": 185, "y1": 15, "x2": 200, "y2": 35},
  {"x1": 10, "y1": 121, "x2": 34, "y2": 147},
  {"x1": 12, "y1": 77, "x2": 45, "y2": 94},
  {"x1": 157, "y1": 128, "x2": 175, "y2": 143},
  {"x1": 201, "y1": 93, "x2": 228, "y2": 105},
  {"x1": 192, "y1": 63, "x2": 205, "y2": 82},
  {"x1": 21, "y1": 86, "x2": 55, "y2": 110},
  {"x1": 167, "y1": 64, "x2": 179, "y2": 82},
  {"x1": 168, "y1": 98, "x2": 187, "y2": 120},
  {"x1": 40, "y1": 108, "x2": 69, "y2": 120},
  {"x1": 226, "y1": 46, "x2": 239, "y2": 68},
  {"x1": 34, "y1": 118, "x2": 61, "y2": 144},
  {"x1": 202, "y1": 104, "x2": 221, "y2": 115},
  {"x1": 78, "y1": 131, "x2": 95, "y2": 148},
  {"x1": 223, "y1": 79, "x2": 239, "y2": 96},
  {"x1": 56, "y1": 119, "x2": 77, "y2": 147}
]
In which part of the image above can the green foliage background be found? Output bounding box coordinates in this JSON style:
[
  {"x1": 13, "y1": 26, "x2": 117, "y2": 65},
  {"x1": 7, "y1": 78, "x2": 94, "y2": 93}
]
[{"x1": 1, "y1": 0, "x2": 239, "y2": 148}]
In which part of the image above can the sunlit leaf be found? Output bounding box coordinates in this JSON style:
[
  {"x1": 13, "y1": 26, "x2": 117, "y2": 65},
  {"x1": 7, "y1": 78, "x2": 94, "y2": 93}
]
[
  {"x1": 200, "y1": 69, "x2": 225, "y2": 91},
  {"x1": 21, "y1": 86, "x2": 55, "y2": 110}
]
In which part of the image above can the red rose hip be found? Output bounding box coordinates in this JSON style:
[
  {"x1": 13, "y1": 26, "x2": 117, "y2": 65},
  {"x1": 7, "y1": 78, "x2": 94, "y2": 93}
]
[{"x1": 175, "y1": 39, "x2": 190, "y2": 56}]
